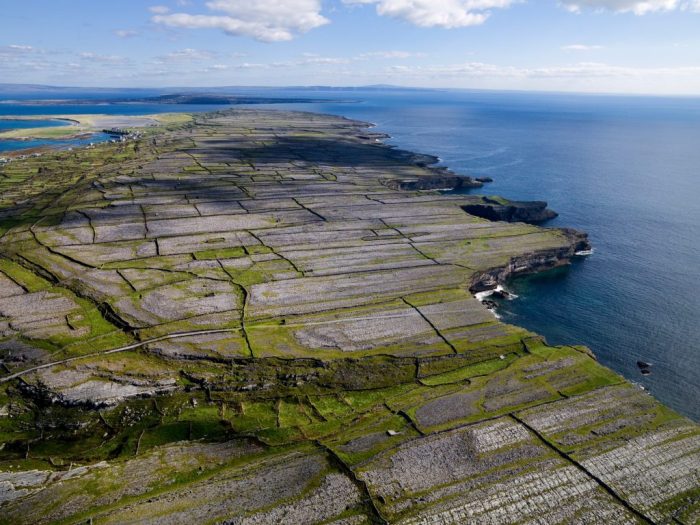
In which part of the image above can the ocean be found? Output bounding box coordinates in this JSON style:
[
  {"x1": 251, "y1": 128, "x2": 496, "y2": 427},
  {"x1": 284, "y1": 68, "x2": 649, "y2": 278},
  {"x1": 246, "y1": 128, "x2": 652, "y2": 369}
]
[
  {"x1": 0, "y1": 118, "x2": 70, "y2": 132},
  {"x1": 1, "y1": 88, "x2": 698, "y2": 420}
]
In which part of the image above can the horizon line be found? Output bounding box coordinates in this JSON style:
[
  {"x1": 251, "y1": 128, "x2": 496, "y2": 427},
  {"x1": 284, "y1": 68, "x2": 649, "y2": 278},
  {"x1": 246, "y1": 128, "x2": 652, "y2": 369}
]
[{"x1": 2, "y1": 82, "x2": 700, "y2": 99}]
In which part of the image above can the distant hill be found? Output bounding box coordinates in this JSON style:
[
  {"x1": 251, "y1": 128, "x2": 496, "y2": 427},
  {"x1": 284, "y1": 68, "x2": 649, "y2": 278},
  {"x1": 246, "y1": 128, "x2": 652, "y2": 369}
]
[
  {"x1": 0, "y1": 83, "x2": 432, "y2": 95},
  {"x1": 0, "y1": 83, "x2": 431, "y2": 105}
]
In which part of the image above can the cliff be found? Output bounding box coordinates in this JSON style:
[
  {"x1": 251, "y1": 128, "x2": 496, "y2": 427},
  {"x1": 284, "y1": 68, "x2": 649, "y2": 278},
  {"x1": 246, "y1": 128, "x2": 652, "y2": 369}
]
[{"x1": 462, "y1": 196, "x2": 558, "y2": 223}]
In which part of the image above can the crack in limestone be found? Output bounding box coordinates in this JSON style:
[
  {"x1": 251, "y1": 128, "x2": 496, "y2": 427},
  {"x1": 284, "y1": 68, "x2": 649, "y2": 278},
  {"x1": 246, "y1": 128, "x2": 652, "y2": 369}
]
[
  {"x1": 291, "y1": 197, "x2": 327, "y2": 222},
  {"x1": 395, "y1": 407, "x2": 425, "y2": 437},
  {"x1": 401, "y1": 297, "x2": 458, "y2": 355},
  {"x1": 218, "y1": 259, "x2": 254, "y2": 358},
  {"x1": 239, "y1": 301, "x2": 254, "y2": 358},
  {"x1": 76, "y1": 210, "x2": 97, "y2": 244},
  {"x1": 509, "y1": 413, "x2": 655, "y2": 524},
  {"x1": 245, "y1": 230, "x2": 305, "y2": 276},
  {"x1": 192, "y1": 203, "x2": 205, "y2": 217},
  {"x1": 244, "y1": 288, "x2": 466, "y2": 324},
  {"x1": 315, "y1": 440, "x2": 390, "y2": 525},
  {"x1": 139, "y1": 204, "x2": 149, "y2": 238},
  {"x1": 377, "y1": 218, "x2": 410, "y2": 240},
  {"x1": 409, "y1": 243, "x2": 445, "y2": 266},
  {"x1": 183, "y1": 152, "x2": 211, "y2": 174},
  {"x1": 374, "y1": 219, "x2": 444, "y2": 266},
  {"x1": 305, "y1": 394, "x2": 328, "y2": 423},
  {"x1": 364, "y1": 195, "x2": 393, "y2": 204},
  {"x1": 10, "y1": 250, "x2": 135, "y2": 335},
  {"x1": 0, "y1": 263, "x2": 30, "y2": 294},
  {"x1": 406, "y1": 241, "x2": 444, "y2": 267},
  {"x1": 116, "y1": 269, "x2": 138, "y2": 293},
  {"x1": 27, "y1": 228, "x2": 97, "y2": 269}
]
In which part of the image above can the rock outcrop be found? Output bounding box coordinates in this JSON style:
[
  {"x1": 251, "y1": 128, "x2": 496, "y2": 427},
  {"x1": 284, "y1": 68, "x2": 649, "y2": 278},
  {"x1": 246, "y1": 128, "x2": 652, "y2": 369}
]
[
  {"x1": 384, "y1": 173, "x2": 482, "y2": 191},
  {"x1": 462, "y1": 196, "x2": 559, "y2": 223},
  {"x1": 470, "y1": 228, "x2": 591, "y2": 292}
]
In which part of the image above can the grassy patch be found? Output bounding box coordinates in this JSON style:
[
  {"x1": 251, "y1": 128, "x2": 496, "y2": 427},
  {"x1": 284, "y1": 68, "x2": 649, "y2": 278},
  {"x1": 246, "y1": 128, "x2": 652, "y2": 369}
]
[
  {"x1": 419, "y1": 353, "x2": 518, "y2": 386},
  {"x1": 193, "y1": 246, "x2": 246, "y2": 260}
]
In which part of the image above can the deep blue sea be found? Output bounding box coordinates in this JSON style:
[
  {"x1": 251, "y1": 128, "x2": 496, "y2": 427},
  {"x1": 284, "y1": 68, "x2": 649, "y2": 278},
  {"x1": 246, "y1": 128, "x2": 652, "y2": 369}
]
[{"x1": 1, "y1": 88, "x2": 698, "y2": 421}]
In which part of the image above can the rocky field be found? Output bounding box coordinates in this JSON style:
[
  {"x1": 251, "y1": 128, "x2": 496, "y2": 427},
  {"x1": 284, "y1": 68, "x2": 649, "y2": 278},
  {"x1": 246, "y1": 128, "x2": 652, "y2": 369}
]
[{"x1": 0, "y1": 109, "x2": 697, "y2": 524}]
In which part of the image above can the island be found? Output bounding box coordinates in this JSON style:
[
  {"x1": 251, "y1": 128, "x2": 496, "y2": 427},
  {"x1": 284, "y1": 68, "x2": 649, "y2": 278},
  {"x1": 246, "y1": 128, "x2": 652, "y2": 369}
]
[{"x1": 0, "y1": 109, "x2": 697, "y2": 524}]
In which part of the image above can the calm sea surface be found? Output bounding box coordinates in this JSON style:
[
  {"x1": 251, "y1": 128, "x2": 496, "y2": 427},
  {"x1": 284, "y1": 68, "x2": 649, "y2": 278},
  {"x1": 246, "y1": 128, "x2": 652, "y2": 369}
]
[
  {"x1": 1, "y1": 89, "x2": 698, "y2": 420},
  {"x1": 0, "y1": 118, "x2": 70, "y2": 132},
  {"x1": 0, "y1": 99, "x2": 230, "y2": 153}
]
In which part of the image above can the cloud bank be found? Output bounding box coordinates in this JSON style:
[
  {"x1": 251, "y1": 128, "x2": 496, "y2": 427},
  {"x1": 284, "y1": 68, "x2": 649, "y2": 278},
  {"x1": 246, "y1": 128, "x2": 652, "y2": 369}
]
[
  {"x1": 150, "y1": 0, "x2": 699, "y2": 41},
  {"x1": 562, "y1": 44, "x2": 604, "y2": 51},
  {"x1": 152, "y1": 0, "x2": 329, "y2": 42},
  {"x1": 559, "y1": 0, "x2": 700, "y2": 14},
  {"x1": 343, "y1": 0, "x2": 516, "y2": 27}
]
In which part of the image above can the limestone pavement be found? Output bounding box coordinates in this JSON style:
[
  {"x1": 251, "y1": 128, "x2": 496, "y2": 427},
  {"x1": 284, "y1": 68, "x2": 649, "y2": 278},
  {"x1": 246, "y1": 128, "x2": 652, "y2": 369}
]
[{"x1": 0, "y1": 110, "x2": 696, "y2": 524}]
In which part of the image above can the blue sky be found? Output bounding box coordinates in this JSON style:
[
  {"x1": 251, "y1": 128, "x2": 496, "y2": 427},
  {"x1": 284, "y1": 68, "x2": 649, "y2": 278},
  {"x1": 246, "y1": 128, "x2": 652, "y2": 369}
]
[{"x1": 1, "y1": 0, "x2": 699, "y2": 94}]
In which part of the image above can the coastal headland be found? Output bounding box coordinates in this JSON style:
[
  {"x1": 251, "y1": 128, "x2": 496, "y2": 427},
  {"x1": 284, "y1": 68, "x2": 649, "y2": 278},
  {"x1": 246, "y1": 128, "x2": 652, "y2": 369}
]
[
  {"x1": 0, "y1": 113, "x2": 192, "y2": 149},
  {"x1": 0, "y1": 109, "x2": 697, "y2": 524}
]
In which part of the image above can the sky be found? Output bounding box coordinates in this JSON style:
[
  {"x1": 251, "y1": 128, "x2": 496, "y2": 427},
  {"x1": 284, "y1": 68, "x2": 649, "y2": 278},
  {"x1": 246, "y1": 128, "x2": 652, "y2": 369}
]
[{"x1": 1, "y1": 0, "x2": 700, "y2": 94}]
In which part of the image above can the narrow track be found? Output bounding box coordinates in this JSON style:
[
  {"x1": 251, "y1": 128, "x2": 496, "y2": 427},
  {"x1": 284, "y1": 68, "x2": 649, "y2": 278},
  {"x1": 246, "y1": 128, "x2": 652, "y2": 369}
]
[{"x1": 0, "y1": 307, "x2": 484, "y2": 383}]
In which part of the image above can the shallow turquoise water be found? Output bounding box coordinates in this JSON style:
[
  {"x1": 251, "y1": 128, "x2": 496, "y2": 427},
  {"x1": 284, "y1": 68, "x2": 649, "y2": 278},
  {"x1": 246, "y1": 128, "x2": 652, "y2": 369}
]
[
  {"x1": 0, "y1": 132, "x2": 112, "y2": 153},
  {"x1": 0, "y1": 118, "x2": 77, "y2": 153},
  {"x1": 0, "y1": 118, "x2": 71, "y2": 132}
]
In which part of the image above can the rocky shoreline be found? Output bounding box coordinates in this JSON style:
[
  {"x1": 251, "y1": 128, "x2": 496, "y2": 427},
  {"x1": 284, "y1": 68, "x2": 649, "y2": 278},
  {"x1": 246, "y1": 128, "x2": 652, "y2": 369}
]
[
  {"x1": 469, "y1": 228, "x2": 591, "y2": 293},
  {"x1": 462, "y1": 196, "x2": 559, "y2": 223},
  {"x1": 0, "y1": 109, "x2": 697, "y2": 524}
]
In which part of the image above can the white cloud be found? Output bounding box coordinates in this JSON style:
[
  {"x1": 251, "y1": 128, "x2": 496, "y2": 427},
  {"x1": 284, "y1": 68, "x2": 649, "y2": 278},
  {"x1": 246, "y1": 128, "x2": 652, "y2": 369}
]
[
  {"x1": 384, "y1": 60, "x2": 700, "y2": 80},
  {"x1": 0, "y1": 44, "x2": 33, "y2": 64},
  {"x1": 237, "y1": 62, "x2": 270, "y2": 69},
  {"x1": 227, "y1": 54, "x2": 359, "y2": 69},
  {"x1": 114, "y1": 29, "x2": 139, "y2": 38},
  {"x1": 0, "y1": 45, "x2": 41, "y2": 66},
  {"x1": 79, "y1": 52, "x2": 128, "y2": 64},
  {"x1": 343, "y1": 0, "x2": 517, "y2": 28},
  {"x1": 359, "y1": 50, "x2": 427, "y2": 58},
  {"x1": 300, "y1": 56, "x2": 351, "y2": 64},
  {"x1": 149, "y1": 5, "x2": 171, "y2": 14},
  {"x1": 152, "y1": 0, "x2": 329, "y2": 42},
  {"x1": 559, "y1": 0, "x2": 699, "y2": 14},
  {"x1": 160, "y1": 48, "x2": 216, "y2": 61},
  {"x1": 562, "y1": 44, "x2": 604, "y2": 51},
  {"x1": 199, "y1": 63, "x2": 231, "y2": 72},
  {"x1": 8, "y1": 44, "x2": 34, "y2": 52},
  {"x1": 0, "y1": 44, "x2": 37, "y2": 60}
]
